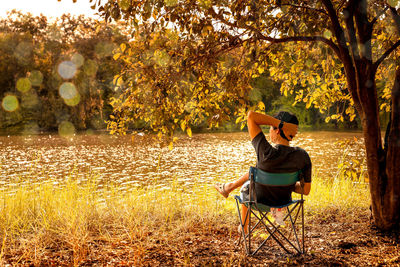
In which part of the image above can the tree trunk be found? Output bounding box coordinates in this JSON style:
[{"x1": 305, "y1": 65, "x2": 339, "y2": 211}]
[{"x1": 367, "y1": 68, "x2": 400, "y2": 230}]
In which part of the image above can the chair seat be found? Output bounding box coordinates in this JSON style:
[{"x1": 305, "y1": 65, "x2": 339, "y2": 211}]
[{"x1": 234, "y1": 194, "x2": 302, "y2": 209}]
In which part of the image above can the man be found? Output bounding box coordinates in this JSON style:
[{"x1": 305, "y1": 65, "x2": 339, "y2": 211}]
[{"x1": 214, "y1": 110, "x2": 312, "y2": 231}]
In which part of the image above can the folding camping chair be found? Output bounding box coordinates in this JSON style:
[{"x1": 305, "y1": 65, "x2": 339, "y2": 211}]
[{"x1": 234, "y1": 166, "x2": 305, "y2": 255}]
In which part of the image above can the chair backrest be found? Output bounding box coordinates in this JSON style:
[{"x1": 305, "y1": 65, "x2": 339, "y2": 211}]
[{"x1": 249, "y1": 166, "x2": 300, "y2": 186}]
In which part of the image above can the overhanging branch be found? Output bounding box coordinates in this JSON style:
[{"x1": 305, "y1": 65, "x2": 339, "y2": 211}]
[
  {"x1": 282, "y1": 3, "x2": 328, "y2": 16},
  {"x1": 208, "y1": 5, "x2": 340, "y2": 59},
  {"x1": 257, "y1": 34, "x2": 341, "y2": 57},
  {"x1": 374, "y1": 39, "x2": 400, "y2": 71}
]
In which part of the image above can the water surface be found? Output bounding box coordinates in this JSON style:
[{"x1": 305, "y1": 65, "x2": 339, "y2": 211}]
[{"x1": 0, "y1": 131, "x2": 366, "y2": 190}]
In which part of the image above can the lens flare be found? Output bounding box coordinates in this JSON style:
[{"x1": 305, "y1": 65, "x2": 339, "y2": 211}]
[
  {"x1": 58, "y1": 121, "x2": 76, "y2": 137},
  {"x1": 72, "y1": 53, "x2": 84, "y2": 67},
  {"x1": 95, "y1": 42, "x2": 115, "y2": 58},
  {"x1": 164, "y1": 0, "x2": 178, "y2": 7},
  {"x1": 2, "y1": 95, "x2": 19, "y2": 112},
  {"x1": 83, "y1": 59, "x2": 98, "y2": 76},
  {"x1": 64, "y1": 93, "x2": 81, "y2": 106},
  {"x1": 59, "y1": 82, "x2": 78, "y2": 100},
  {"x1": 388, "y1": 0, "x2": 399, "y2": 8},
  {"x1": 16, "y1": 78, "x2": 31, "y2": 93},
  {"x1": 58, "y1": 61, "x2": 77, "y2": 79},
  {"x1": 23, "y1": 122, "x2": 39, "y2": 135},
  {"x1": 14, "y1": 42, "x2": 33, "y2": 65},
  {"x1": 154, "y1": 50, "x2": 170, "y2": 67},
  {"x1": 29, "y1": 70, "x2": 44, "y2": 87},
  {"x1": 21, "y1": 92, "x2": 39, "y2": 109}
]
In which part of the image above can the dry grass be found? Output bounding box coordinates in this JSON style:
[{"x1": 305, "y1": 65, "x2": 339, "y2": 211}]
[{"x1": 0, "y1": 168, "x2": 371, "y2": 265}]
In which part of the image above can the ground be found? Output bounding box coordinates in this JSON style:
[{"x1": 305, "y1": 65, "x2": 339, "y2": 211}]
[{"x1": 3, "y1": 208, "x2": 400, "y2": 266}]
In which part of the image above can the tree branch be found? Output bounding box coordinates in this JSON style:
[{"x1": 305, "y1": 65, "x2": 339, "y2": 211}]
[
  {"x1": 373, "y1": 39, "x2": 400, "y2": 71},
  {"x1": 320, "y1": 0, "x2": 348, "y2": 51},
  {"x1": 257, "y1": 34, "x2": 341, "y2": 57},
  {"x1": 336, "y1": 0, "x2": 346, "y2": 14},
  {"x1": 343, "y1": 2, "x2": 360, "y2": 62},
  {"x1": 320, "y1": 0, "x2": 362, "y2": 115},
  {"x1": 208, "y1": 5, "x2": 340, "y2": 58},
  {"x1": 282, "y1": 3, "x2": 328, "y2": 16}
]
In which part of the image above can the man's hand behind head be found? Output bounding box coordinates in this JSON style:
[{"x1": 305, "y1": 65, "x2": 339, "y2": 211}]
[{"x1": 281, "y1": 122, "x2": 298, "y2": 141}]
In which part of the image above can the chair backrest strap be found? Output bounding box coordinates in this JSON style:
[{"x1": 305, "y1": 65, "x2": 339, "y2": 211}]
[{"x1": 250, "y1": 166, "x2": 300, "y2": 186}]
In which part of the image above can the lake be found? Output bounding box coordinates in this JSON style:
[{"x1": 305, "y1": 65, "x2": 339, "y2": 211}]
[{"x1": 0, "y1": 131, "x2": 366, "y2": 191}]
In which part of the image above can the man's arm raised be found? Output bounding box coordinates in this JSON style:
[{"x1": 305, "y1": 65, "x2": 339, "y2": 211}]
[{"x1": 247, "y1": 111, "x2": 298, "y2": 141}]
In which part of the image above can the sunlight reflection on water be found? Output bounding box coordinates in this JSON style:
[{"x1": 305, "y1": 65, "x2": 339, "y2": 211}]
[{"x1": 0, "y1": 131, "x2": 365, "y2": 189}]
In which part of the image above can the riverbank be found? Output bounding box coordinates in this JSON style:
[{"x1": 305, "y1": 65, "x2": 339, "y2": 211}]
[{"x1": 1, "y1": 173, "x2": 398, "y2": 266}]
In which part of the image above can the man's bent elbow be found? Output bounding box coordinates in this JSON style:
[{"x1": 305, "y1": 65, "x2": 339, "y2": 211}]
[{"x1": 247, "y1": 110, "x2": 255, "y2": 120}]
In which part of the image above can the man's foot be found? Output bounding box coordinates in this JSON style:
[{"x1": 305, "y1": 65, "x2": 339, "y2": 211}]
[{"x1": 214, "y1": 182, "x2": 229, "y2": 198}]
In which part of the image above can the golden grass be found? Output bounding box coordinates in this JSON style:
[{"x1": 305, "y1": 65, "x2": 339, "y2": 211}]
[{"x1": 0, "y1": 168, "x2": 370, "y2": 265}]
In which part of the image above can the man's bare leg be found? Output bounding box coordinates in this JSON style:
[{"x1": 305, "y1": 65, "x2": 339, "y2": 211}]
[
  {"x1": 240, "y1": 204, "x2": 249, "y2": 234},
  {"x1": 214, "y1": 172, "x2": 249, "y2": 198}
]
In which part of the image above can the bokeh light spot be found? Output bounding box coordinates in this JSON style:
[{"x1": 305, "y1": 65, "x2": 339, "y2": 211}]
[
  {"x1": 95, "y1": 42, "x2": 116, "y2": 58},
  {"x1": 83, "y1": 59, "x2": 98, "y2": 76},
  {"x1": 29, "y1": 70, "x2": 44, "y2": 87},
  {"x1": 58, "y1": 61, "x2": 77, "y2": 79},
  {"x1": 16, "y1": 78, "x2": 32, "y2": 93},
  {"x1": 388, "y1": 0, "x2": 399, "y2": 8},
  {"x1": 164, "y1": 0, "x2": 178, "y2": 7},
  {"x1": 59, "y1": 82, "x2": 78, "y2": 100},
  {"x1": 21, "y1": 92, "x2": 39, "y2": 109},
  {"x1": 154, "y1": 50, "x2": 170, "y2": 67},
  {"x1": 23, "y1": 122, "x2": 40, "y2": 135},
  {"x1": 323, "y1": 30, "x2": 332, "y2": 39},
  {"x1": 72, "y1": 53, "x2": 85, "y2": 67},
  {"x1": 58, "y1": 121, "x2": 76, "y2": 137},
  {"x1": 2, "y1": 95, "x2": 19, "y2": 112},
  {"x1": 64, "y1": 93, "x2": 81, "y2": 106},
  {"x1": 14, "y1": 42, "x2": 33, "y2": 65}
]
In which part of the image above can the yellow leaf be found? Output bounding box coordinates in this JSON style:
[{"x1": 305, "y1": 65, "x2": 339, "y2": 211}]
[
  {"x1": 120, "y1": 43, "x2": 127, "y2": 52},
  {"x1": 325, "y1": 117, "x2": 331, "y2": 123},
  {"x1": 258, "y1": 101, "x2": 265, "y2": 111},
  {"x1": 180, "y1": 121, "x2": 186, "y2": 131},
  {"x1": 113, "y1": 53, "x2": 121, "y2": 60},
  {"x1": 187, "y1": 127, "x2": 192, "y2": 137},
  {"x1": 168, "y1": 142, "x2": 173, "y2": 150},
  {"x1": 235, "y1": 116, "x2": 242, "y2": 124}
]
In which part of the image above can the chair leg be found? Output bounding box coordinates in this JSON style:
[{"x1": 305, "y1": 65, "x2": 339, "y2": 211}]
[
  {"x1": 235, "y1": 198, "x2": 250, "y2": 254},
  {"x1": 236, "y1": 201, "x2": 306, "y2": 255},
  {"x1": 301, "y1": 202, "x2": 305, "y2": 253}
]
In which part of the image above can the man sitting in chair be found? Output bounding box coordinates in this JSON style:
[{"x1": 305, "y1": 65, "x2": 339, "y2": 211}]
[{"x1": 214, "y1": 110, "x2": 312, "y2": 232}]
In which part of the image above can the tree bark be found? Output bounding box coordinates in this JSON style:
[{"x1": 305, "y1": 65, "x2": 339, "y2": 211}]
[
  {"x1": 363, "y1": 67, "x2": 400, "y2": 230},
  {"x1": 379, "y1": 67, "x2": 400, "y2": 229}
]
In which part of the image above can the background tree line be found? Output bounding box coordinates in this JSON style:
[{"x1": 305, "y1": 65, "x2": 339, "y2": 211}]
[{"x1": 0, "y1": 11, "x2": 128, "y2": 134}]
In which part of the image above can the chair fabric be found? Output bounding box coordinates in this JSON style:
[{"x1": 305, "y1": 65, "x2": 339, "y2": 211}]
[{"x1": 235, "y1": 166, "x2": 305, "y2": 255}]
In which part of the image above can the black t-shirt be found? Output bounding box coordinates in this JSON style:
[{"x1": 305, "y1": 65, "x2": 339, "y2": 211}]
[{"x1": 250, "y1": 131, "x2": 312, "y2": 206}]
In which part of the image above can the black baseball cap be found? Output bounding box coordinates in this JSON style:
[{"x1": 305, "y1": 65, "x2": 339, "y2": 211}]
[{"x1": 273, "y1": 111, "x2": 299, "y2": 140}]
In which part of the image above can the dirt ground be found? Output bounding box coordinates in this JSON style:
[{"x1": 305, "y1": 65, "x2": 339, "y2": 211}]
[{"x1": 3, "y1": 208, "x2": 400, "y2": 266}]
